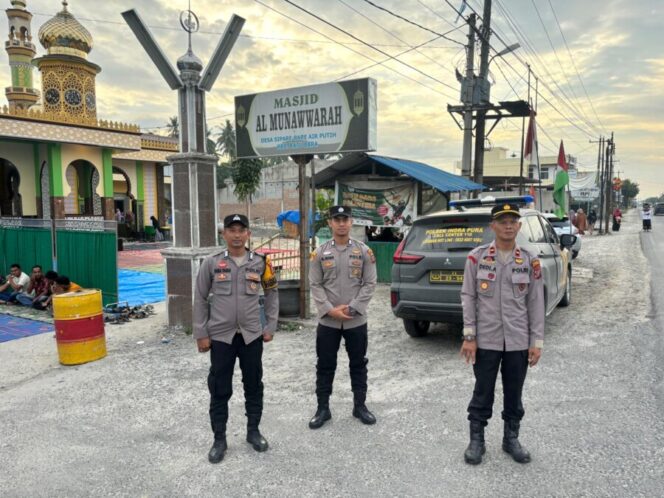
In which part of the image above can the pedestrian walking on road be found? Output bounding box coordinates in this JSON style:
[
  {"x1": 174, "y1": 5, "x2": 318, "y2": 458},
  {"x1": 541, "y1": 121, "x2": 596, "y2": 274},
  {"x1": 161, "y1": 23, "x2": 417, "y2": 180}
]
[
  {"x1": 459, "y1": 203, "x2": 545, "y2": 465},
  {"x1": 587, "y1": 208, "x2": 597, "y2": 235},
  {"x1": 308, "y1": 205, "x2": 378, "y2": 429},
  {"x1": 575, "y1": 208, "x2": 588, "y2": 235},
  {"x1": 193, "y1": 213, "x2": 279, "y2": 464},
  {"x1": 641, "y1": 203, "x2": 653, "y2": 232}
]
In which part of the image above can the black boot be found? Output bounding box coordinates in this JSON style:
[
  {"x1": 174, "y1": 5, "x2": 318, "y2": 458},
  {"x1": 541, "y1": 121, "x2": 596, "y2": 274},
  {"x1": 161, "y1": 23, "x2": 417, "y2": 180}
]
[
  {"x1": 309, "y1": 405, "x2": 332, "y2": 429},
  {"x1": 464, "y1": 421, "x2": 486, "y2": 465},
  {"x1": 352, "y1": 404, "x2": 376, "y2": 425},
  {"x1": 208, "y1": 437, "x2": 227, "y2": 464},
  {"x1": 246, "y1": 429, "x2": 269, "y2": 452},
  {"x1": 502, "y1": 420, "x2": 531, "y2": 463}
]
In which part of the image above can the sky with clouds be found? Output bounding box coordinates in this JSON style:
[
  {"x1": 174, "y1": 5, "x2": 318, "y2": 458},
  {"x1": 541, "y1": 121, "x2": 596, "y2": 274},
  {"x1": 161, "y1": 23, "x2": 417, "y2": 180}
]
[{"x1": 2, "y1": 0, "x2": 663, "y2": 197}]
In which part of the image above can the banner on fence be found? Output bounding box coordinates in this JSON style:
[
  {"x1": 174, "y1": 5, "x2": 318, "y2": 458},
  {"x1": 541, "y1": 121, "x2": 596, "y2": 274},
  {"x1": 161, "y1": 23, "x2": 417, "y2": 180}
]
[{"x1": 338, "y1": 182, "x2": 416, "y2": 227}]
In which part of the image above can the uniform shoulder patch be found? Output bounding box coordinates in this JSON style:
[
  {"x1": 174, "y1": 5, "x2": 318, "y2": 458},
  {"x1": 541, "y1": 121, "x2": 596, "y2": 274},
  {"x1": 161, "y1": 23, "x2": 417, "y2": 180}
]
[
  {"x1": 367, "y1": 247, "x2": 376, "y2": 264},
  {"x1": 310, "y1": 250, "x2": 317, "y2": 261},
  {"x1": 261, "y1": 255, "x2": 278, "y2": 289},
  {"x1": 531, "y1": 258, "x2": 542, "y2": 279}
]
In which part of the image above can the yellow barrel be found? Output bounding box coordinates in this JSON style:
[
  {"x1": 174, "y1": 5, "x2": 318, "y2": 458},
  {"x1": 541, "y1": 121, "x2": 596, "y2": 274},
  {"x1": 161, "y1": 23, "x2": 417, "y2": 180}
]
[{"x1": 53, "y1": 289, "x2": 106, "y2": 366}]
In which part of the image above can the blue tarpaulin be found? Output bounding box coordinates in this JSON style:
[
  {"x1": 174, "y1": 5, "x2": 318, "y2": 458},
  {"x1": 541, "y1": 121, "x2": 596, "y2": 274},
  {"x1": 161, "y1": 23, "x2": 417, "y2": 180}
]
[
  {"x1": 118, "y1": 269, "x2": 165, "y2": 306},
  {"x1": 276, "y1": 210, "x2": 320, "y2": 237}
]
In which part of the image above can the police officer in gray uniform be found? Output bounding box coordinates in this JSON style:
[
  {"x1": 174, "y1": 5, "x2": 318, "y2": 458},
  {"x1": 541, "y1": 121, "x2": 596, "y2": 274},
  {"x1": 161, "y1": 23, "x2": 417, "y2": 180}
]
[
  {"x1": 460, "y1": 203, "x2": 545, "y2": 465},
  {"x1": 309, "y1": 206, "x2": 378, "y2": 429},
  {"x1": 193, "y1": 214, "x2": 279, "y2": 464}
]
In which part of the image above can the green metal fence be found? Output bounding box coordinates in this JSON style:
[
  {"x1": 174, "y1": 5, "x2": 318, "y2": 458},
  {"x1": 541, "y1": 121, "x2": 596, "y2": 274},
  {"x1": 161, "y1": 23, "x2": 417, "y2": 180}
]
[
  {"x1": 0, "y1": 218, "x2": 118, "y2": 305},
  {"x1": 366, "y1": 241, "x2": 399, "y2": 283}
]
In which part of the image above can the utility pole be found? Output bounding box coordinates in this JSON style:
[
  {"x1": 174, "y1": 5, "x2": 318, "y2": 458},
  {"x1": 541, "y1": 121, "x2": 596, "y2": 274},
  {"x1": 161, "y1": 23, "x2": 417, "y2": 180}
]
[
  {"x1": 472, "y1": 0, "x2": 492, "y2": 192},
  {"x1": 603, "y1": 133, "x2": 614, "y2": 234},
  {"x1": 593, "y1": 136, "x2": 603, "y2": 231},
  {"x1": 460, "y1": 13, "x2": 476, "y2": 179},
  {"x1": 518, "y1": 64, "x2": 531, "y2": 195},
  {"x1": 598, "y1": 136, "x2": 605, "y2": 233}
]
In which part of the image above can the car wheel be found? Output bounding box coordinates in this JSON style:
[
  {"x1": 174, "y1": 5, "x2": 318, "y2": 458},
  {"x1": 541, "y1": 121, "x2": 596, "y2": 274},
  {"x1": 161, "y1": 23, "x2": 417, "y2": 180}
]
[
  {"x1": 558, "y1": 269, "x2": 571, "y2": 307},
  {"x1": 403, "y1": 319, "x2": 430, "y2": 337}
]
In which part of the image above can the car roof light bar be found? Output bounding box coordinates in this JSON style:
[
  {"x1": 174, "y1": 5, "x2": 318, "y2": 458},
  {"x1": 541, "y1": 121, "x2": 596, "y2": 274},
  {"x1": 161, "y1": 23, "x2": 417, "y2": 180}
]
[{"x1": 449, "y1": 195, "x2": 534, "y2": 210}]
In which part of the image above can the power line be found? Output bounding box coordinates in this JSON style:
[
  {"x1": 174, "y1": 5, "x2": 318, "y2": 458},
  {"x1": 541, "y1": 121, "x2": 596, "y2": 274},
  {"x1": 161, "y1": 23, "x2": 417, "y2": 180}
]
[
  {"x1": 359, "y1": 0, "x2": 466, "y2": 46},
  {"x1": 29, "y1": 11, "x2": 459, "y2": 50},
  {"x1": 335, "y1": 0, "x2": 455, "y2": 75},
  {"x1": 267, "y1": 0, "x2": 460, "y2": 96},
  {"x1": 253, "y1": 0, "x2": 457, "y2": 99},
  {"x1": 454, "y1": 0, "x2": 600, "y2": 140},
  {"x1": 546, "y1": 0, "x2": 607, "y2": 135},
  {"x1": 529, "y1": 0, "x2": 598, "y2": 135},
  {"x1": 490, "y1": 0, "x2": 600, "y2": 138},
  {"x1": 334, "y1": 34, "x2": 444, "y2": 81}
]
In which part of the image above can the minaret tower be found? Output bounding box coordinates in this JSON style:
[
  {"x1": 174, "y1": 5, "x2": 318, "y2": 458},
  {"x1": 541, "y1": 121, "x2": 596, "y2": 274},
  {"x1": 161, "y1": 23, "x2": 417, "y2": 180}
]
[
  {"x1": 34, "y1": 0, "x2": 100, "y2": 125},
  {"x1": 4, "y1": 0, "x2": 39, "y2": 109}
]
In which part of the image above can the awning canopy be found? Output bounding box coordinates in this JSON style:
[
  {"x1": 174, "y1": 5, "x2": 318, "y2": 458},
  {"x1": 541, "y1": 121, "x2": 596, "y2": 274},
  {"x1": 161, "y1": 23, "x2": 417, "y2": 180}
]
[{"x1": 314, "y1": 152, "x2": 485, "y2": 192}]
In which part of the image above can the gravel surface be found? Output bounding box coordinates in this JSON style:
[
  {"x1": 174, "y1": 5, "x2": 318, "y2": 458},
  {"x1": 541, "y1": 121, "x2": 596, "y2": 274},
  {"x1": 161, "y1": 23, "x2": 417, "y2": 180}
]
[{"x1": 1, "y1": 210, "x2": 662, "y2": 497}]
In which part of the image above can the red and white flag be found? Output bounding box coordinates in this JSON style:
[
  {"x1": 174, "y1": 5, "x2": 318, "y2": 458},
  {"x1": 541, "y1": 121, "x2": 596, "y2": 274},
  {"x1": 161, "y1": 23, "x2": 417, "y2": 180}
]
[{"x1": 523, "y1": 110, "x2": 540, "y2": 180}]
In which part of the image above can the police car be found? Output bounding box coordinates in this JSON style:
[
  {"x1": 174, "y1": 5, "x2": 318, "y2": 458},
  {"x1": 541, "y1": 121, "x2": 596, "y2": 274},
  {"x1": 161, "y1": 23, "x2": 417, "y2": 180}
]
[{"x1": 390, "y1": 196, "x2": 577, "y2": 337}]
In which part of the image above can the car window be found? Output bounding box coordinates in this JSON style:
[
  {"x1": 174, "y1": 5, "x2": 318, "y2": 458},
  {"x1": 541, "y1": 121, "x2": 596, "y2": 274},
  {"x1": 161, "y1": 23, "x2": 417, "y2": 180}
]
[
  {"x1": 404, "y1": 217, "x2": 494, "y2": 252},
  {"x1": 524, "y1": 215, "x2": 546, "y2": 243},
  {"x1": 541, "y1": 216, "x2": 559, "y2": 244}
]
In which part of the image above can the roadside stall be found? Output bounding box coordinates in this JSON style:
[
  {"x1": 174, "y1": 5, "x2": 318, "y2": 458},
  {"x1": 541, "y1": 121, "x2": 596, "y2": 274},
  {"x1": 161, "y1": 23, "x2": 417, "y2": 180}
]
[{"x1": 314, "y1": 152, "x2": 484, "y2": 282}]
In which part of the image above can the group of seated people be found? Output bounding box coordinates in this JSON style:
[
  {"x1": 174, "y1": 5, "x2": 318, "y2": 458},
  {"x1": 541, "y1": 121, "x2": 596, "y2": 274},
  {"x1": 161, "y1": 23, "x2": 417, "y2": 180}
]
[{"x1": 0, "y1": 263, "x2": 81, "y2": 311}]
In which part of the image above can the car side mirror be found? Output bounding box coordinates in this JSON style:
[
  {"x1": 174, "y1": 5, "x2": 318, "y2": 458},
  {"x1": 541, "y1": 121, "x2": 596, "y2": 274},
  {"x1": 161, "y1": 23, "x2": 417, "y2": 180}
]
[{"x1": 560, "y1": 234, "x2": 577, "y2": 248}]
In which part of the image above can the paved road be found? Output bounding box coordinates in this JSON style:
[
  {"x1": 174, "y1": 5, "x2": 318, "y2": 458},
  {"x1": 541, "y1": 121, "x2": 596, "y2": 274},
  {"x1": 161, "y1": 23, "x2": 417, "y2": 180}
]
[{"x1": 1, "y1": 211, "x2": 662, "y2": 497}]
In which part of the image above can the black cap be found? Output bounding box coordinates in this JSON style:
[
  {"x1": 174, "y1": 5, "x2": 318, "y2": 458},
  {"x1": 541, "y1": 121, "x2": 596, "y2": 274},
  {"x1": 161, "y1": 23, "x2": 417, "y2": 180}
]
[
  {"x1": 223, "y1": 214, "x2": 249, "y2": 228},
  {"x1": 45, "y1": 271, "x2": 58, "y2": 280},
  {"x1": 491, "y1": 203, "x2": 521, "y2": 219},
  {"x1": 329, "y1": 205, "x2": 352, "y2": 218}
]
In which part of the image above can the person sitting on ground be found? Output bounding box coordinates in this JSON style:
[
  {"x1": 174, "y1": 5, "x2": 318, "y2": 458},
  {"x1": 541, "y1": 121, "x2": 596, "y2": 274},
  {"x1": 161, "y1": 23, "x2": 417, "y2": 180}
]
[
  {"x1": 16, "y1": 265, "x2": 49, "y2": 307},
  {"x1": 0, "y1": 263, "x2": 30, "y2": 304},
  {"x1": 52, "y1": 275, "x2": 83, "y2": 295},
  {"x1": 32, "y1": 271, "x2": 58, "y2": 310}
]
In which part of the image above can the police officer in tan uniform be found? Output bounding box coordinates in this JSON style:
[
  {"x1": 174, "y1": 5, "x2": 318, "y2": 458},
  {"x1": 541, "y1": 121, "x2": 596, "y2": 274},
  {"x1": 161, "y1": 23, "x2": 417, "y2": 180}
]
[
  {"x1": 308, "y1": 206, "x2": 378, "y2": 429},
  {"x1": 193, "y1": 214, "x2": 279, "y2": 464},
  {"x1": 460, "y1": 203, "x2": 545, "y2": 465}
]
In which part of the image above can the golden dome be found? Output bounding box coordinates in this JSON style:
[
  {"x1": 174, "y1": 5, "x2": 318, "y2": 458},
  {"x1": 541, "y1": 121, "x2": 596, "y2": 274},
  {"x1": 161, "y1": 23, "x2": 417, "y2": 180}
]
[{"x1": 38, "y1": 1, "x2": 93, "y2": 59}]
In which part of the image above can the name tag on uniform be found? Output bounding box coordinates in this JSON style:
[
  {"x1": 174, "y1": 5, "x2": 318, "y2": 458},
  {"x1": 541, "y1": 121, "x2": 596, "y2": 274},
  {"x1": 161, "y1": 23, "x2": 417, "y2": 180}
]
[{"x1": 246, "y1": 272, "x2": 260, "y2": 282}]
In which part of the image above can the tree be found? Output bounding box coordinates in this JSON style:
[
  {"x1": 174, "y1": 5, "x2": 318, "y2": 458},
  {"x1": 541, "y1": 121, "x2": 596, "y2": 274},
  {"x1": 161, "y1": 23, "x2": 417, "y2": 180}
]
[
  {"x1": 206, "y1": 126, "x2": 217, "y2": 157},
  {"x1": 166, "y1": 116, "x2": 179, "y2": 138},
  {"x1": 620, "y1": 179, "x2": 639, "y2": 207},
  {"x1": 216, "y1": 119, "x2": 236, "y2": 160},
  {"x1": 231, "y1": 158, "x2": 263, "y2": 219}
]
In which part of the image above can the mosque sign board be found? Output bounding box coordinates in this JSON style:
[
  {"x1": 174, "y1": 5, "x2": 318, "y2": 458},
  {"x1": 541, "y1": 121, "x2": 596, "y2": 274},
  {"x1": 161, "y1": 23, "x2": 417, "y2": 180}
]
[{"x1": 235, "y1": 78, "x2": 377, "y2": 158}]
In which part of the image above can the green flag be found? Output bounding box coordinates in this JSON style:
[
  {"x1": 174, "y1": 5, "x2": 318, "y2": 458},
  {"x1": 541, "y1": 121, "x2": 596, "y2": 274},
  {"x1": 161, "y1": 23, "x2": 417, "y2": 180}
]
[{"x1": 553, "y1": 141, "x2": 569, "y2": 218}]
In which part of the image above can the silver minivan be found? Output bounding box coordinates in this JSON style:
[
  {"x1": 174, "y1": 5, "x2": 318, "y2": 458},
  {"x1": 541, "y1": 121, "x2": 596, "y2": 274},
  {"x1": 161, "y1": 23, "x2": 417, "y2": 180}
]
[{"x1": 390, "y1": 198, "x2": 576, "y2": 337}]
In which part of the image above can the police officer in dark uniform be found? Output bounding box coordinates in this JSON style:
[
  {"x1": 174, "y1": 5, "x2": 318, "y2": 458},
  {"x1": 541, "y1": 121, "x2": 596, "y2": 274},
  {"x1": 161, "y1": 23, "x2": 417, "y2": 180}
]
[
  {"x1": 193, "y1": 214, "x2": 279, "y2": 464},
  {"x1": 460, "y1": 203, "x2": 545, "y2": 465},
  {"x1": 308, "y1": 206, "x2": 378, "y2": 429}
]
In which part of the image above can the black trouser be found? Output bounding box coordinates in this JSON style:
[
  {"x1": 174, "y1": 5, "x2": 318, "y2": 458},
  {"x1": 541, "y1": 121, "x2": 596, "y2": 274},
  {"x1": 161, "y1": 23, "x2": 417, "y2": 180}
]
[
  {"x1": 467, "y1": 349, "x2": 528, "y2": 426},
  {"x1": 208, "y1": 335, "x2": 263, "y2": 440},
  {"x1": 315, "y1": 323, "x2": 368, "y2": 407}
]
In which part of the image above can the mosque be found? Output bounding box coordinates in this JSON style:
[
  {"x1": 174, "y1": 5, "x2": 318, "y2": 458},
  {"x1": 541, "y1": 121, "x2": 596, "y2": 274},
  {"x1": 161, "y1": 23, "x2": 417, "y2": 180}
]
[{"x1": 0, "y1": 0, "x2": 175, "y2": 230}]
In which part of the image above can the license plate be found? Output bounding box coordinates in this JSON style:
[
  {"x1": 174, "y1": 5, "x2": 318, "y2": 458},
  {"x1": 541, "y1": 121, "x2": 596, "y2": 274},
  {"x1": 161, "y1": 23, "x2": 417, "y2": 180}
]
[{"x1": 429, "y1": 270, "x2": 464, "y2": 284}]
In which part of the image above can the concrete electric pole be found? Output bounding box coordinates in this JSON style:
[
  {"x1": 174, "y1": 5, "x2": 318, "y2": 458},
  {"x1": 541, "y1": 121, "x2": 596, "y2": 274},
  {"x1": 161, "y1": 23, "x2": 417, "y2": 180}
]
[
  {"x1": 460, "y1": 13, "x2": 476, "y2": 178},
  {"x1": 472, "y1": 0, "x2": 492, "y2": 190}
]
